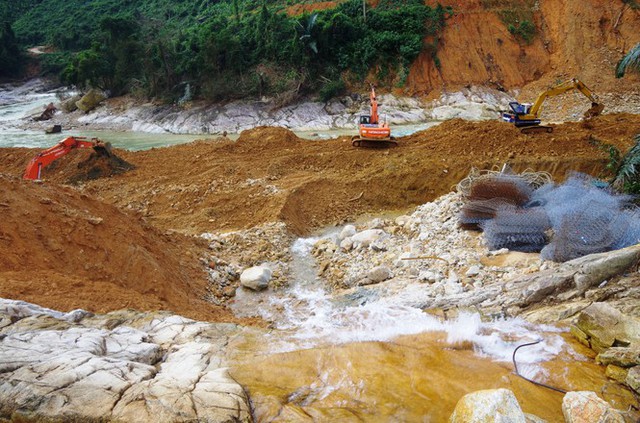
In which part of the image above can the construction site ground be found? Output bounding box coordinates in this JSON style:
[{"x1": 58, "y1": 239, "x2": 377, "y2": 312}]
[{"x1": 1, "y1": 113, "x2": 639, "y2": 321}]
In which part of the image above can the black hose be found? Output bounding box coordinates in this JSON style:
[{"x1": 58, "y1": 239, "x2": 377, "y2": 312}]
[{"x1": 512, "y1": 339, "x2": 568, "y2": 394}]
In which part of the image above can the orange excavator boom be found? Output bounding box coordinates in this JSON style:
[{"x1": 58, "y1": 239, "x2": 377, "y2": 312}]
[
  {"x1": 369, "y1": 85, "x2": 379, "y2": 125},
  {"x1": 23, "y1": 136, "x2": 111, "y2": 180}
]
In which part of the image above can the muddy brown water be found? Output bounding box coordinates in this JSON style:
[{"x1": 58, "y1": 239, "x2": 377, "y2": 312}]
[{"x1": 227, "y1": 331, "x2": 635, "y2": 422}]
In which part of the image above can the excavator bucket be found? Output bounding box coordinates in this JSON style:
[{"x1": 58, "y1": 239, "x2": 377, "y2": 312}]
[
  {"x1": 583, "y1": 102, "x2": 604, "y2": 119},
  {"x1": 92, "y1": 141, "x2": 113, "y2": 157}
]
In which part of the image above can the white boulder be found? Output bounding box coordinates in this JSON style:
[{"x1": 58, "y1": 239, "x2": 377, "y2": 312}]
[
  {"x1": 240, "y1": 266, "x2": 272, "y2": 291},
  {"x1": 449, "y1": 388, "x2": 526, "y2": 423},
  {"x1": 351, "y1": 229, "x2": 386, "y2": 248}
]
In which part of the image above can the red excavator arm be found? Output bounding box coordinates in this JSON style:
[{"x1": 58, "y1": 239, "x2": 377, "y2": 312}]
[
  {"x1": 369, "y1": 84, "x2": 379, "y2": 125},
  {"x1": 23, "y1": 136, "x2": 111, "y2": 180}
]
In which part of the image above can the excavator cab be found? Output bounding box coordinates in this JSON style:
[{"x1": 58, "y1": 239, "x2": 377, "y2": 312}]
[
  {"x1": 359, "y1": 115, "x2": 371, "y2": 125},
  {"x1": 508, "y1": 102, "x2": 532, "y2": 115}
]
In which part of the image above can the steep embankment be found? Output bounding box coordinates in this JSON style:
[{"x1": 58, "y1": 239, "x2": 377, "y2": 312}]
[
  {"x1": 0, "y1": 174, "x2": 237, "y2": 322},
  {"x1": 408, "y1": 0, "x2": 640, "y2": 96}
]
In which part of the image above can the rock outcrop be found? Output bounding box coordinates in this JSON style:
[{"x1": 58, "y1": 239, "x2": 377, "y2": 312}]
[
  {"x1": 562, "y1": 391, "x2": 625, "y2": 423},
  {"x1": 571, "y1": 303, "x2": 640, "y2": 396},
  {"x1": 0, "y1": 299, "x2": 252, "y2": 422}
]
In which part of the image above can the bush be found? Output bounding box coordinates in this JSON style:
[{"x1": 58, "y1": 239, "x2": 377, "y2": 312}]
[
  {"x1": 318, "y1": 77, "x2": 345, "y2": 102},
  {"x1": 508, "y1": 20, "x2": 536, "y2": 44}
]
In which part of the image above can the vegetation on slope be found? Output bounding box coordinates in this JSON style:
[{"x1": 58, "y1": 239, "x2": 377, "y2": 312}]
[
  {"x1": 2, "y1": 0, "x2": 451, "y2": 102},
  {"x1": 481, "y1": 0, "x2": 537, "y2": 44}
]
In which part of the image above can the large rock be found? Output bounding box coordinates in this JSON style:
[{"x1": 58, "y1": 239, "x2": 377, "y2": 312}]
[
  {"x1": 596, "y1": 345, "x2": 640, "y2": 368},
  {"x1": 605, "y1": 364, "x2": 629, "y2": 384},
  {"x1": 0, "y1": 299, "x2": 252, "y2": 422},
  {"x1": 76, "y1": 88, "x2": 107, "y2": 113},
  {"x1": 449, "y1": 388, "x2": 526, "y2": 423},
  {"x1": 351, "y1": 229, "x2": 386, "y2": 248},
  {"x1": 339, "y1": 224, "x2": 357, "y2": 241},
  {"x1": 562, "y1": 391, "x2": 625, "y2": 423},
  {"x1": 60, "y1": 94, "x2": 81, "y2": 112},
  {"x1": 240, "y1": 265, "x2": 272, "y2": 291},
  {"x1": 367, "y1": 266, "x2": 393, "y2": 284},
  {"x1": 627, "y1": 366, "x2": 640, "y2": 394},
  {"x1": 512, "y1": 245, "x2": 640, "y2": 307},
  {"x1": 574, "y1": 303, "x2": 640, "y2": 353}
]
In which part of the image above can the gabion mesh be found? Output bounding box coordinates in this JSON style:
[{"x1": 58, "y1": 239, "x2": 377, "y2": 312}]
[
  {"x1": 481, "y1": 205, "x2": 550, "y2": 252},
  {"x1": 613, "y1": 208, "x2": 640, "y2": 249},
  {"x1": 541, "y1": 202, "x2": 629, "y2": 262},
  {"x1": 467, "y1": 174, "x2": 534, "y2": 205},
  {"x1": 459, "y1": 174, "x2": 536, "y2": 230},
  {"x1": 459, "y1": 198, "x2": 514, "y2": 229},
  {"x1": 459, "y1": 171, "x2": 640, "y2": 262}
]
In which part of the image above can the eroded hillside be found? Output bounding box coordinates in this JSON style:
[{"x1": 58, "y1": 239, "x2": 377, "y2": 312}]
[{"x1": 408, "y1": 0, "x2": 640, "y2": 96}]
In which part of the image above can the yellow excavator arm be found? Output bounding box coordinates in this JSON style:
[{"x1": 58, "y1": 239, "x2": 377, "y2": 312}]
[{"x1": 528, "y1": 78, "x2": 601, "y2": 117}]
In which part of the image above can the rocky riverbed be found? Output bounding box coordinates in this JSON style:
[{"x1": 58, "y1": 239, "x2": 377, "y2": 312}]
[
  {"x1": 6, "y1": 77, "x2": 640, "y2": 139},
  {"x1": 2, "y1": 181, "x2": 640, "y2": 421},
  {"x1": 13, "y1": 83, "x2": 510, "y2": 136}
]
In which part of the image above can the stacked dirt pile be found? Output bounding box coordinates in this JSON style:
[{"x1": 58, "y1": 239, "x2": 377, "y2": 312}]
[
  {"x1": 43, "y1": 146, "x2": 135, "y2": 184},
  {"x1": 218, "y1": 125, "x2": 303, "y2": 154},
  {"x1": 1, "y1": 116, "x2": 639, "y2": 237},
  {"x1": 0, "y1": 174, "x2": 236, "y2": 322}
]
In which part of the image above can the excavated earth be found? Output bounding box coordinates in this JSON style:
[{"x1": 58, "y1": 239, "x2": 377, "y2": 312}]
[
  {"x1": 0, "y1": 174, "x2": 243, "y2": 323},
  {"x1": 1, "y1": 114, "x2": 639, "y2": 319}
]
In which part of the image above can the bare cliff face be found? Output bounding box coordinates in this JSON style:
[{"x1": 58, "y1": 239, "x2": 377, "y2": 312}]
[{"x1": 407, "y1": 0, "x2": 640, "y2": 96}]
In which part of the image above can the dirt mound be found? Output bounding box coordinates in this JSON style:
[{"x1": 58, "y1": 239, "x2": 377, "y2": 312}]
[
  {"x1": 222, "y1": 126, "x2": 303, "y2": 154},
  {"x1": 42, "y1": 147, "x2": 135, "y2": 184},
  {"x1": 0, "y1": 174, "x2": 236, "y2": 322},
  {"x1": 0, "y1": 146, "x2": 134, "y2": 184},
  {"x1": 1, "y1": 117, "x2": 640, "y2": 321}
]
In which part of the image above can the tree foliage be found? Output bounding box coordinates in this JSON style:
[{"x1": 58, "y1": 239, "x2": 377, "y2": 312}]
[
  {"x1": 613, "y1": 134, "x2": 640, "y2": 194},
  {"x1": 0, "y1": 22, "x2": 23, "y2": 77},
  {"x1": 10, "y1": 0, "x2": 450, "y2": 100}
]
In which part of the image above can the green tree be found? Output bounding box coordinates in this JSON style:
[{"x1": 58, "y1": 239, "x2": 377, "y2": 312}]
[
  {"x1": 613, "y1": 134, "x2": 640, "y2": 194},
  {"x1": 297, "y1": 13, "x2": 318, "y2": 54},
  {"x1": 616, "y1": 43, "x2": 640, "y2": 78},
  {"x1": 0, "y1": 21, "x2": 23, "y2": 77}
]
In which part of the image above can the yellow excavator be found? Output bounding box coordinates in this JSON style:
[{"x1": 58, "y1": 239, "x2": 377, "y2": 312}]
[{"x1": 502, "y1": 78, "x2": 605, "y2": 134}]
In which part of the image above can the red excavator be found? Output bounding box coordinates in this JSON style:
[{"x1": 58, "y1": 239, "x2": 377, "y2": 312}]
[
  {"x1": 23, "y1": 136, "x2": 112, "y2": 180},
  {"x1": 351, "y1": 84, "x2": 397, "y2": 147}
]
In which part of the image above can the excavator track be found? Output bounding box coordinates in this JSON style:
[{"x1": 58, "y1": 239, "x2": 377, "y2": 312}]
[
  {"x1": 520, "y1": 125, "x2": 553, "y2": 134},
  {"x1": 351, "y1": 136, "x2": 398, "y2": 148}
]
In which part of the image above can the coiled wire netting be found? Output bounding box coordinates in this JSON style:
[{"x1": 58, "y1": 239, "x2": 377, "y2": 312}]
[{"x1": 458, "y1": 170, "x2": 640, "y2": 262}]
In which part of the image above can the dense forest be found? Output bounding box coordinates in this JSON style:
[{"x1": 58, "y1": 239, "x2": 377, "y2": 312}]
[{"x1": 0, "y1": 0, "x2": 451, "y2": 103}]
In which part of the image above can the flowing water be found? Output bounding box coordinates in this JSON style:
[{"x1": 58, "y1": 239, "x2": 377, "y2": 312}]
[{"x1": 226, "y1": 237, "x2": 637, "y2": 421}]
